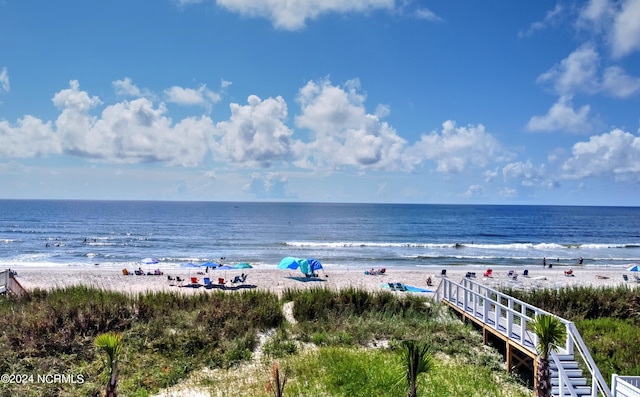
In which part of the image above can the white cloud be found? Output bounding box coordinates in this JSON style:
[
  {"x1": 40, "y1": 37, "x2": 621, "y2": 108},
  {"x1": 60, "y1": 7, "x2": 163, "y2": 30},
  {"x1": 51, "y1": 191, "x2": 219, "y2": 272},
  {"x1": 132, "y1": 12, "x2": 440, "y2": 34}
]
[
  {"x1": 561, "y1": 128, "x2": 640, "y2": 180},
  {"x1": 527, "y1": 96, "x2": 592, "y2": 133},
  {"x1": 52, "y1": 80, "x2": 215, "y2": 166},
  {"x1": 295, "y1": 79, "x2": 406, "y2": 170},
  {"x1": 537, "y1": 46, "x2": 600, "y2": 96},
  {"x1": 414, "y1": 7, "x2": 441, "y2": 22},
  {"x1": 577, "y1": 0, "x2": 640, "y2": 58},
  {"x1": 164, "y1": 84, "x2": 221, "y2": 109},
  {"x1": 0, "y1": 67, "x2": 9, "y2": 92},
  {"x1": 502, "y1": 161, "x2": 545, "y2": 187},
  {"x1": 244, "y1": 172, "x2": 291, "y2": 198},
  {"x1": 0, "y1": 116, "x2": 60, "y2": 157},
  {"x1": 213, "y1": 95, "x2": 294, "y2": 167},
  {"x1": 519, "y1": 3, "x2": 564, "y2": 37},
  {"x1": 601, "y1": 66, "x2": 640, "y2": 97},
  {"x1": 577, "y1": 0, "x2": 614, "y2": 32},
  {"x1": 462, "y1": 184, "x2": 484, "y2": 198},
  {"x1": 113, "y1": 77, "x2": 142, "y2": 97},
  {"x1": 611, "y1": 0, "x2": 640, "y2": 57},
  {"x1": 406, "y1": 120, "x2": 512, "y2": 174},
  {"x1": 215, "y1": 0, "x2": 395, "y2": 30}
]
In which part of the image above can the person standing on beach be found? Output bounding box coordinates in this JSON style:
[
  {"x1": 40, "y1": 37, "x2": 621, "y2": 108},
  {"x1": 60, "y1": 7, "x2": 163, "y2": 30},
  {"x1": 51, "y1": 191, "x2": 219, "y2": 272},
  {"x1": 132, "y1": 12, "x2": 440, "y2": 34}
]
[{"x1": 543, "y1": 257, "x2": 546, "y2": 268}]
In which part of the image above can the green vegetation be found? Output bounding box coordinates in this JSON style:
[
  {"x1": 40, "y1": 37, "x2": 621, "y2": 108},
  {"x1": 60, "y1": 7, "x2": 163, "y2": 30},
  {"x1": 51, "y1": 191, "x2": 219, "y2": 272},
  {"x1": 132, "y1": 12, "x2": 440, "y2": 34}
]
[{"x1": 0, "y1": 285, "x2": 541, "y2": 396}]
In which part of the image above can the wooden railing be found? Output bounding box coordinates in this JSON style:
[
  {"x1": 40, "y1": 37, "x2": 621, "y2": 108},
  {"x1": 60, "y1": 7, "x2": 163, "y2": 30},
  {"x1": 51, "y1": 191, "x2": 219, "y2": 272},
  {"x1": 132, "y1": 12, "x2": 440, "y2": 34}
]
[
  {"x1": 612, "y1": 375, "x2": 640, "y2": 397},
  {"x1": 435, "y1": 277, "x2": 611, "y2": 397}
]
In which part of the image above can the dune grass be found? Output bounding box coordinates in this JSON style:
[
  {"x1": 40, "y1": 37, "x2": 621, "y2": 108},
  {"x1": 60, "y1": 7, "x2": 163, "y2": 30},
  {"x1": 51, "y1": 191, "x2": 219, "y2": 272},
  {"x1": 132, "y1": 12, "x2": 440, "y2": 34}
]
[{"x1": 6, "y1": 284, "x2": 614, "y2": 396}]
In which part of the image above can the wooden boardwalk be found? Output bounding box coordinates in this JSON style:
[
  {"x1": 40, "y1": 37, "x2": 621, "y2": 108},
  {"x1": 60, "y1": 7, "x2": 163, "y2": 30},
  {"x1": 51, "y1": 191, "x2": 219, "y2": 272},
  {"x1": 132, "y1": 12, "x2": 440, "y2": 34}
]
[{"x1": 435, "y1": 277, "x2": 612, "y2": 397}]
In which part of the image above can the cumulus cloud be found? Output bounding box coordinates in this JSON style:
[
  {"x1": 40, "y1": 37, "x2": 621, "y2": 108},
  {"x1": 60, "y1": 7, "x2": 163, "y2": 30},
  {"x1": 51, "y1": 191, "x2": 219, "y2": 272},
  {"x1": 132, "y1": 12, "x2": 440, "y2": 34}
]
[
  {"x1": 245, "y1": 172, "x2": 291, "y2": 198},
  {"x1": 52, "y1": 80, "x2": 214, "y2": 166},
  {"x1": 0, "y1": 116, "x2": 59, "y2": 157},
  {"x1": 215, "y1": 0, "x2": 395, "y2": 30},
  {"x1": 213, "y1": 95, "x2": 294, "y2": 167},
  {"x1": 519, "y1": 3, "x2": 564, "y2": 37},
  {"x1": 610, "y1": 0, "x2": 640, "y2": 57},
  {"x1": 502, "y1": 161, "x2": 546, "y2": 187},
  {"x1": 295, "y1": 79, "x2": 406, "y2": 170},
  {"x1": 164, "y1": 84, "x2": 221, "y2": 108},
  {"x1": 462, "y1": 184, "x2": 485, "y2": 198},
  {"x1": 527, "y1": 96, "x2": 592, "y2": 133},
  {"x1": 537, "y1": 46, "x2": 600, "y2": 96},
  {"x1": 536, "y1": 46, "x2": 640, "y2": 98},
  {"x1": 113, "y1": 77, "x2": 142, "y2": 97},
  {"x1": 405, "y1": 120, "x2": 512, "y2": 174},
  {"x1": 577, "y1": 0, "x2": 640, "y2": 58},
  {"x1": 601, "y1": 66, "x2": 640, "y2": 97},
  {"x1": 0, "y1": 67, "x2": 9, "y2": 92},
  {"x1": 561, "y1": 128, "x2": 640, "y2": 180}
]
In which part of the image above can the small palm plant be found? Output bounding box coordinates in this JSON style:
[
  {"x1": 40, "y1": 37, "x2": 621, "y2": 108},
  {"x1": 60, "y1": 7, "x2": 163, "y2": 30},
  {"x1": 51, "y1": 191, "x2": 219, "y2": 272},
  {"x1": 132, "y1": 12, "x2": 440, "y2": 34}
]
[
  {"x1": 95, "y1": 332, "x2": 123, "y2": 397},
  {"x1": 530, "y1": 314, "x2": 566, "y2": 397},
  {"x1": 402, "y1": 340, "x2": 432, "y2": 397}
]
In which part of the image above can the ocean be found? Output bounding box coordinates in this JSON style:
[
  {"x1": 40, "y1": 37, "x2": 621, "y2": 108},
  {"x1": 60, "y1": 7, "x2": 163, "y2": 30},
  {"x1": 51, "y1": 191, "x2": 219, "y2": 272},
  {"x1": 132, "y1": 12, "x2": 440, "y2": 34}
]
[{"x1": 1, "y1": 200, "x2": 639, "y2": 270}]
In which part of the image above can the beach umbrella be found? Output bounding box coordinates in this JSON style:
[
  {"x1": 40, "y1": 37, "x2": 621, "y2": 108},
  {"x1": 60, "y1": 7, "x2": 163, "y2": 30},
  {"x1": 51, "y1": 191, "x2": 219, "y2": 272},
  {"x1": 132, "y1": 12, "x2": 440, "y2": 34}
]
[
  {"x1": 181, "y1": 262, "x2": 200, "y2": 277},
  {"x1": 278, "y1": 257, "x2": 301, "y2": 270},
  {"x1": 307, "y1": 258, "x2": 323, "y2": 273},
  {"x1": 626, "y1": 264, "x2": 640, "y2": 272},
  {"x1": 140, "y1": 257, "x2": 159, "y2": 274},
  {"x1": 234, "y1": 262, "x2": 253, "y2": 269},
  {"x1": 200, "y1": 261, "x2": 220, "y2": 268},
  {"x1": 212, "y1": 265, "x2": 235, "y2": 271},
  {"x1": 277, "y1": 257, "x2": 320, "y2": 276}
]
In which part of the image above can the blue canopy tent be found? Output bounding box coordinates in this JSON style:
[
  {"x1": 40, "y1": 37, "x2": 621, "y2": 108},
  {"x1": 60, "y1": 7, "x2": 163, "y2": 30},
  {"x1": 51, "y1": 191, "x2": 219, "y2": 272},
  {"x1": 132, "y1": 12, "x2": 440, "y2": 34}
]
[{"x1": 278, "y1": 257, "x2": 323, "y2": 277}]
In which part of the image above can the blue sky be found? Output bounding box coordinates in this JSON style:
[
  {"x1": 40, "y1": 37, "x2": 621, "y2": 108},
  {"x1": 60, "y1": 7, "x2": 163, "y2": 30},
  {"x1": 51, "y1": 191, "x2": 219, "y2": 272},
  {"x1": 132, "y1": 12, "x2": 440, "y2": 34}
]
[{"x1": 1, "y1": 0, "x2": 639, "y2": 205}]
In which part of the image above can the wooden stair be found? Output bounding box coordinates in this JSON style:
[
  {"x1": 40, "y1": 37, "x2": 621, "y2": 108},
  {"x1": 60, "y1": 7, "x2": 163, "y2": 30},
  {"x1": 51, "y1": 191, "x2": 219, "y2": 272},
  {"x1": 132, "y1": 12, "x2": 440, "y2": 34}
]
[{"x1": 551, "y1": 354, "x2": 592, "y2": 397}]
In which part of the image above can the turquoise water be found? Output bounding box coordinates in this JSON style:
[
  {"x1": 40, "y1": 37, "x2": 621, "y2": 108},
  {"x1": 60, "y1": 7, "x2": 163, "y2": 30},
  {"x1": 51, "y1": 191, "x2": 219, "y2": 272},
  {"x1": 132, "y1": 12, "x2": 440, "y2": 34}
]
[{"x1": 1, "y1": 200, "x2": 639, "y2": 269}]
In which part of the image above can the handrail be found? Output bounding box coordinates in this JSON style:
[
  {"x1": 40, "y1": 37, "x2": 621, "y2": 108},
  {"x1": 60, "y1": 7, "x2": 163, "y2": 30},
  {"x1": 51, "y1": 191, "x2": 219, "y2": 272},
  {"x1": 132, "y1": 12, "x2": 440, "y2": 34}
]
[
  {"x1": 566, "y1": 322, "x2": 612, "y2": 397},
  {"x1": 435, "y1": 277, "x2": 612, "y2": 397},
  {"x1": 0, "y1": 269, "x2": 26, "y2": 297},
  {"x1": 0, "y1": 269, "x2": 8, "y2": 293}
]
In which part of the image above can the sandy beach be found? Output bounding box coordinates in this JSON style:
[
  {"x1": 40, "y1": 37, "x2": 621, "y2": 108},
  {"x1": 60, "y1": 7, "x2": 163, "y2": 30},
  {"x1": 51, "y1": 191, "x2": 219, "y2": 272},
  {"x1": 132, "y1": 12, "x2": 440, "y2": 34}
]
[{"x1": 7, "y1": 263, "x2": 639, "y2": 296}]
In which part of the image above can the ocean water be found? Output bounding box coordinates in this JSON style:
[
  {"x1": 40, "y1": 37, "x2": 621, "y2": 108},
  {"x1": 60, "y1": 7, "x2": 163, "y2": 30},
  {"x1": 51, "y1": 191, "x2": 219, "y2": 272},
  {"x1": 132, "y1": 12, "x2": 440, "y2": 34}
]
[{"x1": 0, "y1": 200, "x2": 639, "y2": 270}]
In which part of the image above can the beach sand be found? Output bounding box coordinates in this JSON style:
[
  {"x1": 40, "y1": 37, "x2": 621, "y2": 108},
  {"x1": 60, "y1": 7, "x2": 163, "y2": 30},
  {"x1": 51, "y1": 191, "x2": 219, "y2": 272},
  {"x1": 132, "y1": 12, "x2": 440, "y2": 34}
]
[{"x1": 7, "y1": 264, "x2": 639, "y2": 296}]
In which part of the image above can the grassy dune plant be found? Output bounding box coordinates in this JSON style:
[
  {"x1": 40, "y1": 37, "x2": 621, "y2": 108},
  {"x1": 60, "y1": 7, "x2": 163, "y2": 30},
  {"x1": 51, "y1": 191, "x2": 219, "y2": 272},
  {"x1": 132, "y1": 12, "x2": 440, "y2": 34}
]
[
  {"x1": 94, "y1": 332, "x2": 123, "y2": 397},
  {"x1": 0, "y1": 286, "x2": 284, "y2": 396},
  {"x1": 402, "y1": 340, "x2": 432, "y2": 397}
]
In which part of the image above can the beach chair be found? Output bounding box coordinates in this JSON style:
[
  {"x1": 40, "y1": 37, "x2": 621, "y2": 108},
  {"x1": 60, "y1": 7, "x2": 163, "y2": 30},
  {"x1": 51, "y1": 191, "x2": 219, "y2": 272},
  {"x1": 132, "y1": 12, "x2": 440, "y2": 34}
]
[
  {"x1": 190, "y1": 277, "x2": 198, "y2": 285},
  {"x1": 388, "y1": 282, "x2": 397, "y2": 290},
  {"x1": 176, "y1": 276, "x2": 184, "y2": 285},
  {"x1": 232, "y1": 274, "x2": 247, "y2": 284},
  {"x1": 465, "y1": 272, "x2": 476, "y2": 278},
  {"x1": 203, "y1": 277, "x2": 211, "y2": 286},
  {"x1": 122, "y1": 268, "x2": 131, "y2": 275},
  {"x1": 394, "y1": 283, "x2": 408, "y2": 291},
  {"x1": 523, "y1": 269, "x2": 529, "y2": 277},
  {"x1": 483, "y1": 269, "x2": 493, "y2": 278},
  {"x1": 440, "y1": 269, "x2": 447, "y2": 277},
  {"x1": 622, "y1": 274, "x2": 629, "y2": 282},
  {"x1": 635, "y1": 274, "x2": 640, "y2": 283},
  {"x1": 564, "y1": 269, "x2": 574, "y2": 277},
  {"x1": 218, "y1": 277, "x2": 225, "y2": 285},
  {"x1": 167, "y1": 275, "x2": 175, "y2": 285}
]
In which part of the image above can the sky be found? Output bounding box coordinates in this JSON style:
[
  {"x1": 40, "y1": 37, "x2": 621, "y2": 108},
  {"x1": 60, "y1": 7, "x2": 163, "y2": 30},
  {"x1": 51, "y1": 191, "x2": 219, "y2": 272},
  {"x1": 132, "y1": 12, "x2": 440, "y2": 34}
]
[{"x1": 1, "y1": 0, "x2": 639, "y2": 205}]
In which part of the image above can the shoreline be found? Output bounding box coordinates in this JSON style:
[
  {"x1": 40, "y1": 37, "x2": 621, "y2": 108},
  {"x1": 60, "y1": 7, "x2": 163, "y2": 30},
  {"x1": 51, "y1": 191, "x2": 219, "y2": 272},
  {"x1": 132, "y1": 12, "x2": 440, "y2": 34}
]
[{"x1": 7, "y1": 263, "x2": 639, "y2": 296}]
